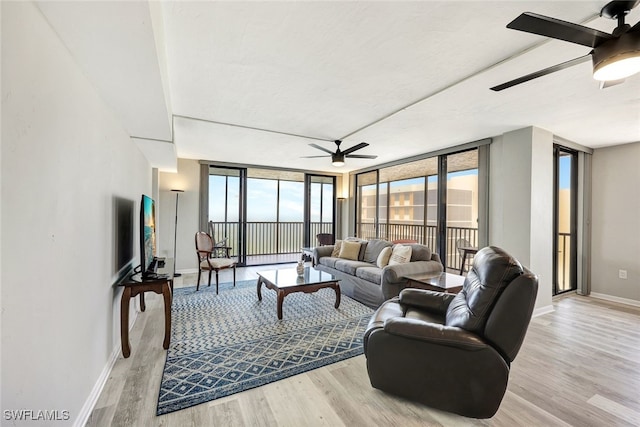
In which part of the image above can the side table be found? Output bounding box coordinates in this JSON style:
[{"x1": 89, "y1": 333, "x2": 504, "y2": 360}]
[
  {"x1": 118, "y1": 258, "x2": 174, "y2": 358},
  {"x1": 404, "y1": 272, "x2": 465, "y2": 294}
]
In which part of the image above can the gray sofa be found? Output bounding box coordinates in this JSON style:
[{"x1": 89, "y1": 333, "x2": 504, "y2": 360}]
[{"x1": 313, "y1": 239, "x2": 443, "y2": 308}]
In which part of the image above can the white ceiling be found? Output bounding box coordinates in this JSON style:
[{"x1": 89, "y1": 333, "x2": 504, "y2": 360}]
[{"x1": 37, "y1": 1, "x2": 640, "y2": 173}]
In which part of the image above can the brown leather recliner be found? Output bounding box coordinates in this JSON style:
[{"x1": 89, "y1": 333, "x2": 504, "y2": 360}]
[{"x1": 363, "y1": 246, "x2": 538, "y2": 418}]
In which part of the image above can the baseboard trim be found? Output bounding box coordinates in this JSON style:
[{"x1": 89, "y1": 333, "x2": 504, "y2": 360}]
[
  {"x1": 74, "y1": 310, "x2": 137, "y2": 427},
  {"x1": 532, "y1": 304, "x2": 554, "y2": 317},
  {"x1": 589, "y1": 292, "x2": 640, "y2": 308},
  {"x1": 74, "y1": 345, "x2": 120, "y2": 427}
]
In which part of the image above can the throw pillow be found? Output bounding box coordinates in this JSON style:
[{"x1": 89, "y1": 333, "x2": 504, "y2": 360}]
[
  {"x1": 376, "y1": 246, "x2": 392, "y2": 268},
  {"x1": 331, "y1": 240, "x2": 343, "y2": 258},
  {"x1": 389, "y1": 244, "x2": 412, "y2": 266},
  {"x1": 339, "y1": 241, "x2": 361, "y2": 260}
]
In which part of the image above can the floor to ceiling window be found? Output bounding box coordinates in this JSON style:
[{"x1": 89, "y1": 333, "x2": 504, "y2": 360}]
[
  {"x1": 354, "y1": 146, "x2": 483, "y2": 272},
  {"x1": 356, "y1": 171, "x2": 378, "y2": 239},
  {"x1": 308, "y1": 175, "x2": 335, "y2": 245},
  {"x1": 206, "y1": 165, "x2": 336, "y2": 266},
  {"x1": 208, "y1": 167, "x2": 242, "y2": 262},
  {"x1": 445, "y1": 149, "x2": 479, "y2": 272}
]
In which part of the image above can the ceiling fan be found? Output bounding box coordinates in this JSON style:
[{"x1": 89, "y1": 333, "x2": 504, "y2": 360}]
[
  {"x1": 302, "y1": 140, "x2": 377, "y2": 167},
  {"x1": 491, "y1": 0, "x2": 640, "y2": 91}
]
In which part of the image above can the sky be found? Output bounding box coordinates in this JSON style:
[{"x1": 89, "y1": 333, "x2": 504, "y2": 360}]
[{"x1": 209, "y1": 176, "x2": 332, "y2": 222}]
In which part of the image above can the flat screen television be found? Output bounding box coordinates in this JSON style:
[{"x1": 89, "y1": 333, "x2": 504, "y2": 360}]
[{"x1": 139, "y1": 194, "x2": 157, "y2": 277}]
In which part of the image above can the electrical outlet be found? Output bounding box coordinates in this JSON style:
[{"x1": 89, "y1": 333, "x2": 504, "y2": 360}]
[{"x1": 619, "y1": 269, "x2": 627, "y2": 279}]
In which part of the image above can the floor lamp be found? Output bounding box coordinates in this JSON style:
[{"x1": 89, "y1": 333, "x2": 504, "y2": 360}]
[{"x1": 171, "y1": 189, "x2": 184, "y2": 277}]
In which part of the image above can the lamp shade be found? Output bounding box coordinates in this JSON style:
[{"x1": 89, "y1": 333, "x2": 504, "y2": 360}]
[{"x1": 592, "y1": 32, "x2": 640, "y2": 81}]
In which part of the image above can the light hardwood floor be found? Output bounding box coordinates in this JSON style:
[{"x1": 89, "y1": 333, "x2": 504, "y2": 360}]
[{"x1": 87, "y1": 265, "x2": 640, "y2": 426}]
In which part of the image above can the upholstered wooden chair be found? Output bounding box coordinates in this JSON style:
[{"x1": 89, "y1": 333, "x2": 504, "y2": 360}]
[
  {"x1": 207, "y1": 220, "x2": 232, "y2": 258},
  {"x1": 195, "y1": 231, "x2": 236, "y2": 293}
]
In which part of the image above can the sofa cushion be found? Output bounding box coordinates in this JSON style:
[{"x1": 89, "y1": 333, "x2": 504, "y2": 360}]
[
  {"x1": 408, "y1": 244, "x2": 432, "y2": 261},
  {"x1": 363, "y1": 239, "x2": 392, "y2": 263},
  {"x1": 356, "y1": 266, "x2": 383, "y2": 284},
  {"x1": 339, "y1": 241, "x2": 361, "y2": 260},
  {"x1": 389, "y1": 244, "x2": 412, "y2": 265},
  {"x1": 334, "y1": 259, "x2": 373, "y2": 275},
  {"x1": 376, "y1": 246, "x2": 392, "y2": 268},
  {"x1": 319, "y1": 256, "x2": 340, "y2": 269}
]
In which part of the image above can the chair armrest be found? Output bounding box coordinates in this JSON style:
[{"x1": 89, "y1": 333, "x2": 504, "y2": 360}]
[
  {"x1": 383, "y1": 317, "x2": 488, "y2": 351},
  {"x1": 399, "y1": 288, "x2": 456, "y2": 315}
]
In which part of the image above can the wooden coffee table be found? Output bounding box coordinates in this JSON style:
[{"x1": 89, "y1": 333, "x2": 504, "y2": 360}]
[
  {"x1": 404, "y1": 272, "x2": 465, "y2": 294},
  {"x1": 256, "y1": 267, "x2": 341, "y2": 319}
]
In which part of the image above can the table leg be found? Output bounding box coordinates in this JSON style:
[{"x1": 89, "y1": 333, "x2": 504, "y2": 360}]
[
  {"x1": 460, "y1": 251, "x2": 468, "y2": 275},
  {"x1": 140, "y1": 292, "x2": 146, "y2": 312},
  {"x1": 333, "y1": 284, "x2": 341, "y2": 309},
  {"x1": 120, "y1": 287, "x2": 132, "y2": 358},
  {"x1": 256, "y1": 277, "x2": 263, "y2": 301},
  {"x1": 277, "y1": 290, "x2": 284, "y2": 320},
  {"x1": 162, "y1": 282, "x2": 172, "y2": 350}
]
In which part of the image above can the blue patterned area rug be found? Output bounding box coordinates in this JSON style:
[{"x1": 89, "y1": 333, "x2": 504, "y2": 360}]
[{"x1": 156, "y1": 279, "x2": 374, "y2": 415}]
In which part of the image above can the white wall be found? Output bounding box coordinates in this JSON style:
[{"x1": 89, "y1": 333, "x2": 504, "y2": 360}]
[
  {"x1": 489, "y1": 126, "x2": 554, "y2": 312},
  {"x1": 591, "y1": 142, "x2": 640, "y2": 302},
  {"x1": 1, "y1": 2, "x2": 151, "y2": 425},
  {"x1": 158, "y1": 159, "x2": 201, "y2": 272}
]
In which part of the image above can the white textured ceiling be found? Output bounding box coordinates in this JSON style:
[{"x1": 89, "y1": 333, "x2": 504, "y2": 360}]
[{"x1": 37, "y1": 1, "x2": 640, "y2": 173}]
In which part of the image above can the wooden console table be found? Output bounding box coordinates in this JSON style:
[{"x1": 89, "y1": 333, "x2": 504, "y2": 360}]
[{"x1": 119, "y1": 259, "x2": 174, "y2": 358}]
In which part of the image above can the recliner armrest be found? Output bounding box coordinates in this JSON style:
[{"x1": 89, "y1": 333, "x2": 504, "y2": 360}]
[
  {"x1": 383, "y1": 317, "x2": 488, "y2": 351},
  {"x1": 399, "y1": 288, "x2": 456, "y2": 314}
]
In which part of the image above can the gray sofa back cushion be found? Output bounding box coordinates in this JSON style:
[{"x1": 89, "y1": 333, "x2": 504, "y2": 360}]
[
  {"x1": 406, "y1": 244, "x2": 432, "y2": 262},
  {"x1": 363, "y1": 239, "x2": 392, "y2": 264}
]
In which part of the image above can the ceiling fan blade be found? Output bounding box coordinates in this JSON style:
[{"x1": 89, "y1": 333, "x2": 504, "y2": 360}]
[
  {"x1": 342, "y1": 142, "x2": 369, "y2": 155},
  {"x1": 308, "y1": 143, "x2": 334, "y2": 154},
  {"x1": 301, "y1": 155, "x2": 331, "y2": 158},
  {"x1": 490, "y1": 54, "x2": 592, "y2": 91},
  {"x1": 345, "y1": 154, "x2": 378, "y2": 159},
  {"x1": 507, "y1": 12, "x2": 614, "y2": 48},
  {"x1": 600, "y1": 78, "x2": 625, "y2": 89}
]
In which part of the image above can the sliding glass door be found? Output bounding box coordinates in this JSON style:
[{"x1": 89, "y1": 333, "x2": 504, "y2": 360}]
[
  {"x1": 208, "y1": 167, "x2": 244, "y2": 264},
  {"x1": 554, "y1": 146, "x2": 577, "y2": 294},
  {"x1": 307, "y1": 175, "x2": 335, "y2": 246}
]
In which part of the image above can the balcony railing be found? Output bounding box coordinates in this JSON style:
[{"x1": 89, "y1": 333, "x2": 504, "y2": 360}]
[
  {"x1": 208, "y1": 221, "x2": 333, "y2": 259},
  {"x1": 357, "y1": 222, "x2": 478, "y2": 272},
  {"x1": 208, "y1": 220, "x2": 479, "y2": 272}
]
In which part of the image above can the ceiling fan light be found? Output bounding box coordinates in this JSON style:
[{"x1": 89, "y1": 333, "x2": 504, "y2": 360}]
[
  {"x1": 331, "y1": 153, "x2": 345, "y2": 167},
  {"x1": 593, "y1": 53, "x2": 640, "y2": 80},
  {"x1": 592, "y1": 33, "x2": 640, "y2": 81}
]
